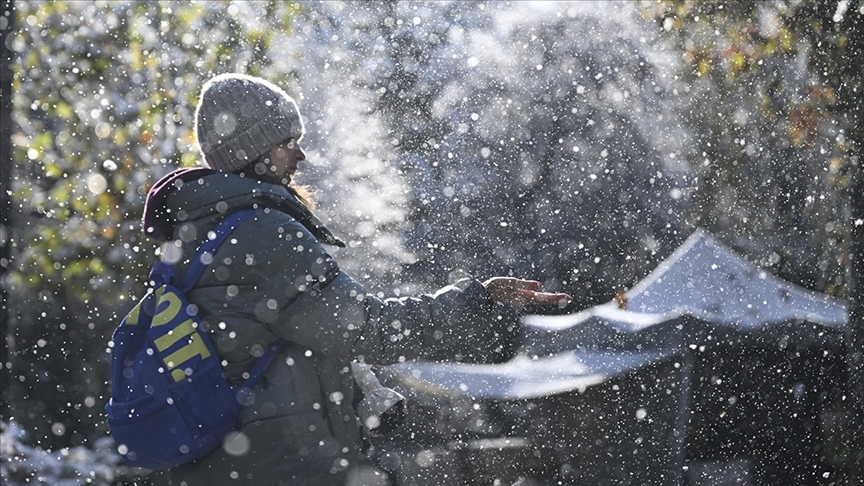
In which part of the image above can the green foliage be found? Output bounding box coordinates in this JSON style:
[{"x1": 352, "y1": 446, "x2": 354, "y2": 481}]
[
  {"x1": 8, "y1": 0, "x2": 302, "y2": 304},
  {"x1": 640, "y1": 0, "x2": 860, "y2": 298}
]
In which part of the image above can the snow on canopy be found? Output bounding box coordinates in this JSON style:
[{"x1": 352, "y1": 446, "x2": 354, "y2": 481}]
[
  {"x1": 387, "y1": 228, "x2": 846, "y2": 400},
  {"x1": 387, "y1": 348, "x2": 677, "y2": 400},
  {"x1": 521, "y1": 228, "x2": 847, "y2": 355},
  {"x1": 614, "y1": 227, "x2": 847, "y2": 328}
]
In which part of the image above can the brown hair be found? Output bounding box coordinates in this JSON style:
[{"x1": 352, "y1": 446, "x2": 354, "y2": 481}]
[
  {"x1": 236, "y1": 159, "x2": 317, "y2": 211},
  {"x1": 288, "y1": 184, "x2": 316, "y2": 211}
]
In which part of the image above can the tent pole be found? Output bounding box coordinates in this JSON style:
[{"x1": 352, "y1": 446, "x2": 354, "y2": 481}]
[{"x1": 674, "y1": 352, "x2": 693, "y2": 486}]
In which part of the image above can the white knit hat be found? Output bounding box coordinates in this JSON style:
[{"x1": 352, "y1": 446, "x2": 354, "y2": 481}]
[{"x1": 194, "y1": 73, "x2": 304, "y2": 173}]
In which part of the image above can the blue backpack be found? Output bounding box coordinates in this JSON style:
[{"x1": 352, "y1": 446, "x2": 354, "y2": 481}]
[{"x1": 105, "y1": 208, "x2": 283, "y2": 469}]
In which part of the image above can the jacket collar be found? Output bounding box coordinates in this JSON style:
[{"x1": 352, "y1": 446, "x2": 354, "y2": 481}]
[{"x1": 143, "y1": 169, "x2": 345, "y2": 247}]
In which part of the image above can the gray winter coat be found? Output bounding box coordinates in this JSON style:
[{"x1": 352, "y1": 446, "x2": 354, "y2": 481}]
[{"x1": 150, "y1": 171, "x2": 492, "y2": 485}]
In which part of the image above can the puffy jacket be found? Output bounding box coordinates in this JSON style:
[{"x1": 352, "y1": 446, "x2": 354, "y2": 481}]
[{"x1": 144, "y1": 169, "x2": 492, "y2": 485}]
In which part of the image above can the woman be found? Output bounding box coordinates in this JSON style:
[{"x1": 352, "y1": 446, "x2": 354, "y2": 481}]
[{"x1": 143, "y1": 73, "x2": 571, "y2": 485}]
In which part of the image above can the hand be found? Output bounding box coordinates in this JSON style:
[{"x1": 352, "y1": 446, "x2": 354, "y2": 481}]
[{"x1": 482, "y1": 277, "x2": 573, "y2": 306}]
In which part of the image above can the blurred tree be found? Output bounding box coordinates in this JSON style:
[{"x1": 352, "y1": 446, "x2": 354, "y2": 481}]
[
  {"x1": 1, "y1": 0, "x2": 14, "y2": 427},
  {"x1": 389, "y1": 2, "x2": 693, "y2": 309},
  {"x1": 641, "y1": 0, "x2": 863, "y2": 480},
  {"x1": 641, "y1": 0, "x2": 855, "y2": 298},
  {"x1": 286, "y1": 2, "x2": 694, "y2": 312}
]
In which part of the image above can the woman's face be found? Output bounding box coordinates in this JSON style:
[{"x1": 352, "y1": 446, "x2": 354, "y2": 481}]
[{"x1": 266, "y1": 138, "x2": 306, "y2": 185}]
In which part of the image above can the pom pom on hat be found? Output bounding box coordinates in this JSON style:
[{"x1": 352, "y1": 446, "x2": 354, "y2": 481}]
[{"x1": 194, "y1": 73, "x2": 304, "y2": 173}]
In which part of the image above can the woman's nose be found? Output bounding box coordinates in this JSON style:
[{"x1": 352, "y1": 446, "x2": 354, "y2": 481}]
[{"x1": 296, "y1": 147, "x2": 306, "y2": 161}]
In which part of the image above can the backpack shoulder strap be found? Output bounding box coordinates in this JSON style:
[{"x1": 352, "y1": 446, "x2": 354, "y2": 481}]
[
  {"x1": 180, "y1": 208, "x2": 259, "y2": 292},
  {"x1": 177, "y1": 207, "x2": 285, "y2": 385}
]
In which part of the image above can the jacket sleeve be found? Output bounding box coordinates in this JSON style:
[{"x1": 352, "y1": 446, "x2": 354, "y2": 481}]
[
  {"x1": 258, "y1": 216, "x2": 493, "y2": 365},
  {"x1": 352, "y1": 276, "x2": 493, "y2": 364}
]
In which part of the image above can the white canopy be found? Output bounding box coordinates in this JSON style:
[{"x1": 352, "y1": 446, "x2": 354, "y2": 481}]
[
  {"x1": 619, "y1": 228, "x2": 846, "y2": 328},
  {"x1": 387, "y1": 347, "x2": 677, "y2": 400},
  {"x1": 521, "y1": 229, "x2": 847, "y2": 355}
]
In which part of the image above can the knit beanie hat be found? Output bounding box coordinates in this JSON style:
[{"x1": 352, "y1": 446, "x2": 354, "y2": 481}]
[{"x1": 194, "y1": 73, "x2": 304, "y2": 173}]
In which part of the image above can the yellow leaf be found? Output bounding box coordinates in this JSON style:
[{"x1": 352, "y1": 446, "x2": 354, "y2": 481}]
[
  {"x1": 698, "y1": 59, "x2": 711, "y2": 77},
  {"x1": 43, "y1": 160, "x2": 62, "y2": 179},
  {"x1": 731, "y1": 53, "x2": 746, "y2": 75},
  {"x1": 131, "y1": 41, "x2": 142, "y2": 70}
]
